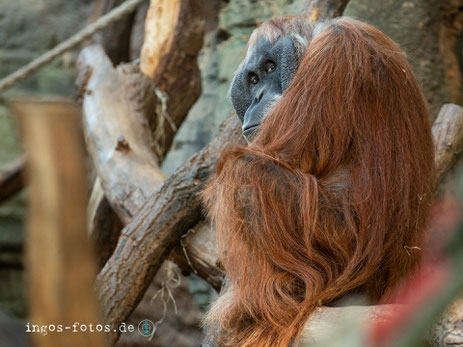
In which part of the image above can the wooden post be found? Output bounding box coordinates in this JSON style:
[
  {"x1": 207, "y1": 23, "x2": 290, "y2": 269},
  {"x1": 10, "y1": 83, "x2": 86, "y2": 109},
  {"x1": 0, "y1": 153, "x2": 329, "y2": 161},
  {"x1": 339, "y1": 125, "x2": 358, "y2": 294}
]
[{"x1": 12, "y1": 100, "x2": 107, "y2": 347}]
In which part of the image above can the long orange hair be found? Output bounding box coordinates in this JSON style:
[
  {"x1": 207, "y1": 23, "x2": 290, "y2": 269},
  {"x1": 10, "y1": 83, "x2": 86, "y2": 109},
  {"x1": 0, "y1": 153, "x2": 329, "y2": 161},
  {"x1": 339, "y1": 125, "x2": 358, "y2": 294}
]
[{"x1": 202, "y1": 16, "x2": 435, "y2": 346}]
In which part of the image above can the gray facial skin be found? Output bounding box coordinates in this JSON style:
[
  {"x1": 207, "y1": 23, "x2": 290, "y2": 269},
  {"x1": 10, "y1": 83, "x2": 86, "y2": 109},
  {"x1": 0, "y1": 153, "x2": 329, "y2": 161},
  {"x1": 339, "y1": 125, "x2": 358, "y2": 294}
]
[{"x1": 230, "y1": 36, "x2": 300, "y2": 141}]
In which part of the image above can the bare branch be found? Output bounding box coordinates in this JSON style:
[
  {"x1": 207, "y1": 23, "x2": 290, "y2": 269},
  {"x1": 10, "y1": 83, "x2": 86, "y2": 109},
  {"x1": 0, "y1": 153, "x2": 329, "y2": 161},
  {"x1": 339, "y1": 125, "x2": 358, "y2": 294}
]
[{"x1": 0, "y1": 156, "x2": 24, "y2": 204}]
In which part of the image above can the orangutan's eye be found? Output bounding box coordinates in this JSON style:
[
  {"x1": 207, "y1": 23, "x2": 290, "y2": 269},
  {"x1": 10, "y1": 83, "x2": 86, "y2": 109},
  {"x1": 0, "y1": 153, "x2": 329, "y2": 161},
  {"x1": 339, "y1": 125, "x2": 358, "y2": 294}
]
[
  {"x1": 249, "y1": 73, "x2": 259, "y2": 84},
  {"x1": 266, "y1": 61, "x2": 276, "y2": 73}
]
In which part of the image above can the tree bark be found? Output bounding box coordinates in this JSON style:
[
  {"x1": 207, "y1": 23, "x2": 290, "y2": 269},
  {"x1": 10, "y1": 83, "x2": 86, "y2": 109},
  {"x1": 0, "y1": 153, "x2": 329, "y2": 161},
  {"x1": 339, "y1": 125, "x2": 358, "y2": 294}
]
[
  {"x1": 432, "y1": 103, "x2": 463, "y2": 182},
  {"x1": 88, "y1": 178, "x2": 123, "y2": 268},
  {"x1": 77, "y1": 44, "x2": 165, "y2": 269},
  {"x1": 431, "y1": 296, "x2": 463, "y2": 347},
  {"x1": 303, "y1": 0, "x2": 351, "y2": 21},
  {"x1": 97, "y1": 0, "x2": 137, "y2": 65},
  {"x1": 169, "y1": 219, "x2": 223, "y2": 291},
  {"x1": 440, "y1": 1, "x2": 463, "y2": 105},
  {"x1": 140, "y1": 0, "x2": 205, "y2": 159}
]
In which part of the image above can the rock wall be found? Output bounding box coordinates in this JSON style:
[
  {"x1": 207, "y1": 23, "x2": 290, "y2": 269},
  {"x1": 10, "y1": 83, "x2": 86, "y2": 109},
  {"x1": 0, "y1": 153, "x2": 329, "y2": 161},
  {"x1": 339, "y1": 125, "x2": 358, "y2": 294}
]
[{"x1": 344, "y1": 0, "x2": 452, "y2": 118}]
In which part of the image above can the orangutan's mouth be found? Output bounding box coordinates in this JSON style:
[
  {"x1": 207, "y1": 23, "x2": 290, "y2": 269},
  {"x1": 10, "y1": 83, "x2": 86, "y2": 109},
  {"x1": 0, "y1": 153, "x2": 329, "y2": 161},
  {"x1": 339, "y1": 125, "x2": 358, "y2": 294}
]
[{"x1": 243, "y1": 125, "x2": 259, "y2": 139}]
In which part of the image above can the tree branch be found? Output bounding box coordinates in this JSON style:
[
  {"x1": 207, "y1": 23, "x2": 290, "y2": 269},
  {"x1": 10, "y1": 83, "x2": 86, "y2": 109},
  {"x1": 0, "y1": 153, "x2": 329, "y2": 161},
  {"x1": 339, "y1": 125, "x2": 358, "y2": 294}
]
[
  {"x1": 432, "y1": 103, "x2": 463, "y2": 183},
  {"x1": 94, "y1": 116, "x2": 243, "y2": 344},
  {"x1": 0, "y1": 156, "x2": 25, "y2": 204},
  {"x1": 83, "y1": 0, "x2": 205, "y2": 268}
]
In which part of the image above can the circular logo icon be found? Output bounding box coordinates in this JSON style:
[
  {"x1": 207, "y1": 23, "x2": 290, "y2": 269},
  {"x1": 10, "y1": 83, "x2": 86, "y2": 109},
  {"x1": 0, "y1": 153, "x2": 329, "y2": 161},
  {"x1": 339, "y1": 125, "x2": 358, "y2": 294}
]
[{"x1": 138, "y1": 319, "x2": 155, "y2": 337}]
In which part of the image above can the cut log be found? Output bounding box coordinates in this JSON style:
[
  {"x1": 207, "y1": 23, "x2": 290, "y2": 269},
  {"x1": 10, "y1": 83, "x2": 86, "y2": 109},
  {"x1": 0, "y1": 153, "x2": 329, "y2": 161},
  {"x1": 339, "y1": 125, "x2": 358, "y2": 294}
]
[{"x1": 12, "y1": 100, "x2": 107, "y2": 347}]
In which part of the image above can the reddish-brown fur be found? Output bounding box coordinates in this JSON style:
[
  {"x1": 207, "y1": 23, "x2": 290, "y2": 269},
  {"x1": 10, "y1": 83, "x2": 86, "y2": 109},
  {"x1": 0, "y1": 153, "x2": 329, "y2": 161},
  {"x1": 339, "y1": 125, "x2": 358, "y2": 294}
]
[{"x1": 202, "y1": 16, "x2": 435, "y2": 346}]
